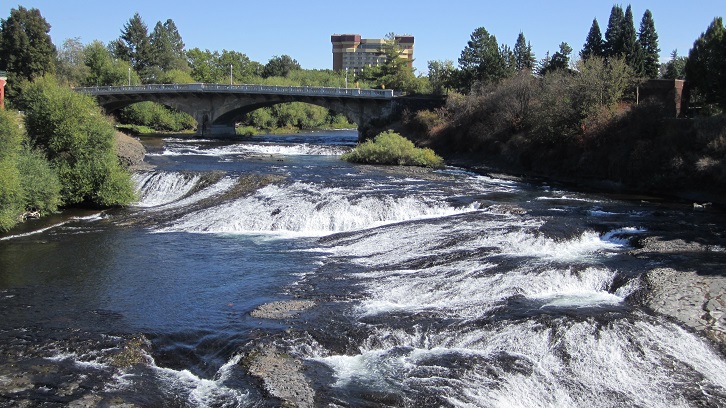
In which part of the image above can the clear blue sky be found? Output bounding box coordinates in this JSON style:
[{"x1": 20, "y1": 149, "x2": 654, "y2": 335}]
[{"x1": 1, "y1": 1, "x2": 723, "y2": 74}]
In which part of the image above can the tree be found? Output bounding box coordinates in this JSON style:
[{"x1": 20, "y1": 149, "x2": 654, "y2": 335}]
[
  {"x1": 638, "y1": 10, "x2": 660, "y2": 78},
  {"x1": 538, "y1": 42, "x2": 572, "y2": 75},
  {"x1": 55, "y1": 37, "x2": 89, "y2": 86},
  {"x1": 84, "y1": 40, "x2": 138, "y2": 86},
  {"x1": 622, "y1": 5, "x2": 644, "y2": 76},
  {"x1": 458, "y1": 27, "x2": 510, "y2": 91},
  {"x1": 149, "y1": 19, "x2": 188, "y2": 73},
  {"x1": 0, "y1": 6, "x2": 56, "y2": 102},
  {"x1": 661, "y1": 49, "x2": 687, "y2": 79},
  {"x1": 513, "y1": 32, "x2": 535, "y2": 71},
  {"x1": 581, "y1": 18, "x2": 605, "y2": 60},
  {"x1": 0, "y1": 109, "x2": 24, "y2": 230},
  {"x1": 604, "y1": 5, "x2": 625, "y2": 58},
  {"x1": 427, "y1": 59, "x2": 456, "y2": 95},
  {"x1": 22, "y1": 76, "x2": 135, "y2": 206},
  {"x1": 262, "y1": 55, "x2": 301, "y2": 78},
  {"x1": 685, "y1": 17, "x2": 726, "y2": 111},
  {"x1": 113, "y1": 13, "x2": 152, "y2": 73}
]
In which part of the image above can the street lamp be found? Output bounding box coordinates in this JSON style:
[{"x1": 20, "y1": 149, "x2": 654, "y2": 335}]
[
  {"x1": 230, "y1": 64, "x2": 233, "y2": 85},
  {"x1": 128, "y1": 67, "x2": 131, "y2": 86},
  {"x1": 345, "y1": 68, "x2": 348, "y2": 88}
]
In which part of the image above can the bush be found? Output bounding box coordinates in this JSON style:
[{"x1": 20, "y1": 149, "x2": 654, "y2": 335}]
[
  {"x1": 23, "y1": 76, "x2": 136, "y2": 207},
  {"x1": 117, "y1": 101, "x2": 196, "y2": 132},
  {"x1": 17, "y1": 147, "x2": 61, "y2": 215},
  {"x1": 342, "y1": 130, "x2": 444, "y2": 168},
  {"x1": 0, "y1": 109, "x2": 26, "y2": 230}
]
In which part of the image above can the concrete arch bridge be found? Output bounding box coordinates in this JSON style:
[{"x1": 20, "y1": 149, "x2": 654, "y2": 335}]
[{"x1": 76, "y1": 83, "x2": 443, "y2": 140}]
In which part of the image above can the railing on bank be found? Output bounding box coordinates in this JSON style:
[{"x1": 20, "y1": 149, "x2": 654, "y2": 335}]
[{"x1": 75, "y1": 83, "x2": 398, "y2": 98}]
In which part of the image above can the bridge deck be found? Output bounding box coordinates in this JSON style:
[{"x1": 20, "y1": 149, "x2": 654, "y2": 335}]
[{"x1": 75, "y1": 83, "x2": 398, "y2": 99}]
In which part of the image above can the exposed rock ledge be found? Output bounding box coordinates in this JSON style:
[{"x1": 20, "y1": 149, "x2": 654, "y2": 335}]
[
  {"x1": 114, "y1": 131, "x2": 148, "y2": 170},
  {"x1": 250, "y1": 300, "x2": 316, "y2": 320},
  {"x1": 631, "y1": 237, "x2": 726, "y2": 350},
  {"x1": 241, "y1": 344, "x2": 315, "y2": 407}
]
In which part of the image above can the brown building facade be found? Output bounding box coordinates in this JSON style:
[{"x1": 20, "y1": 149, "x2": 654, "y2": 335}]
[{"x1": 331, "y1": 34, "x2": 414, "y2": 73}]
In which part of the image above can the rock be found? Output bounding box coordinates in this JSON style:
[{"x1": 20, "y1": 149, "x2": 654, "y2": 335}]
[
  {"x1": 250, "y1": 300, "x2": 315, "y2": 320},
  {"x1": 242, "y1": 345, "x2": 315, "y2": 407},
  {"x1": 114, "y1": 131, "x2": 147, "y2": 170}
]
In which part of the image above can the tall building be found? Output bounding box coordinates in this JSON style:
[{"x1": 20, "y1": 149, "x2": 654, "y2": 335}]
[{"x1": 331, "y1": 34, "x2": 414, "y2": 73}]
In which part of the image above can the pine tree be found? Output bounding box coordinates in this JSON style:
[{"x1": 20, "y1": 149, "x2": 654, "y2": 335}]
[
  {"x1": 581, "y1": 18, "x2": 605, "y2": 60},
  {"x1": 638, "y1": 10, "x2": 660, "y2": 79},
  {"x1": 604, "y1": 5, "x2": 625, "y2": 58},
  {"x1": 686, "y1": 17, "x2": 726, "y2": 110},
  {"x1": 662, "y1": 50, "x2": 686, "y2": 80},
  {"x1": 458, "y1": 27, "x2": 509, "y2": 90},
  {"x1": 622, "y1": 5, "x2": 644, "y2": 76},
  {"x1": 113, "y1": 13, "x2": 152, "y2": 72},
  {"x1": 513, "y1": 32, "x2": 535, "y2": 71},
  {"x1": 149, "y1": 19, "x2": 188, "y2": 72}
]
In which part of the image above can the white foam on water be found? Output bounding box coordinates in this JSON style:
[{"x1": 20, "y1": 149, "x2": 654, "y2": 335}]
[
  {"x1": 148, "y1": 142, "x2": 348, "y2": 157},
  {"x1": 158, "y1": 182, "x2": 478, "y2": 236},
  {"x1": 133, "y1": 172, "x2": 201, "y2": 207},
  {"x1": 313, "y1": 317, "x2": 726, "y2": 407}
]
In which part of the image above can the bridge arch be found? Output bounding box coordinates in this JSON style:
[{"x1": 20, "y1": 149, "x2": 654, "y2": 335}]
[{"x1": 76, "y1": 84, "x2": 443, "y2": 140}]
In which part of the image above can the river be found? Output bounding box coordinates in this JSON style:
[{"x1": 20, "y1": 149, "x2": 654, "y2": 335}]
[{"x1": 0, "y1": 129, "x2": 725, "y2": 407}]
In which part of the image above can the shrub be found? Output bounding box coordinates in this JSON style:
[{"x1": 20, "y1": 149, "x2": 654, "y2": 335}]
[
  {"x1": 23, "y1": 76, "x2": 136, "y2": 207},
  {"x1": 342, "y1": 130, "x2": 444, "y2": 168},
  {"x1": 17, "y1": 147, "x2": 61, "y2": 215},
  {"x1": 0, "y1": 109, "x2": 25, "y2": 230}
]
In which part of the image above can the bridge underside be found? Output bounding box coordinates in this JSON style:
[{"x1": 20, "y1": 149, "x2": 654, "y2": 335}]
[{"x1": 94, "y1": 91, "x2": 398, "y2": 140}]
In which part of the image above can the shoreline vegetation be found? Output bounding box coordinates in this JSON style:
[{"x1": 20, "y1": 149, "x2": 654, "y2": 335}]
[{"x1": 1, "y1": 3, "x2": 725, "y2": 231}]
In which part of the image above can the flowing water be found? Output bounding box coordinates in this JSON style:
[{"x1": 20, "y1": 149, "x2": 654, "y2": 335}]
[{"x1": 1, "y1": 130, "x2": 725, "y2": 407}]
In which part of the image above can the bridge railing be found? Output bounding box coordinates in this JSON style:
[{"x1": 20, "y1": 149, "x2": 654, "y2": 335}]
[{"x1": 75, "y1": 83, "x2": 396, "y2": 98}]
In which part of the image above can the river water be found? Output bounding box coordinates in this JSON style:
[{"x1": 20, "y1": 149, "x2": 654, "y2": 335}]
[{"x1": 1, "y1": 130, "x2": 725, "y2": 407}]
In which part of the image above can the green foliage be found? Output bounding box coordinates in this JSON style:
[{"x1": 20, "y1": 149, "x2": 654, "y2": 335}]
[
  {"x1": 84, "y1": 40, "x2": 139, "y2": 86},
  {"x1": 55, "y1": 37, "x2": 90, "y2": 87},
  {"x1": 117, "y1": 101, "x2": 195, "y2": 132},
  {"x1": 235, "y1": 126, "x2": 258, "y2": 136},
  {"x1": 112, "y1": 13, "x2": 152, "y2": 72},
  {"x1": 638, "y1": 10, "x2": 660, "y2": 78},
  {"x1": 0, "y1": 109, "x2": 24, "y2": 230},
  {"x1": 661, "y1": 50, "x2": 687, "y2": 79},
  {"x1": 149, "y1": 19, "x2": 188, "y2": 73},
  {"x1": 458, "y1": 27, "x2": 509, "y2": 91},
  {"x1": 22, "y1": 76, "x2": 135, "y2": 207},
  {"x1": 17, "y1": 146, "x2": 61, "y2": 215},
  {"x1": 581, "y1": 18, "x2": 605, "y2": 60},
  {"x1": 686, "y1": 17, "x2": 726, "y2": 111},
  {"x1": 427, "y1": 60, "x2": 457, "y2": 95},
  {"x1": 0, "y1": 6, "x2": 56, "y2": 103},
  {"x1": 262, "y1": 55, "x2": 301, "y2": 78},
  {"x1": 538, "y1": 42, "x2": 573, "y2": 75},
  {"x1": 342, "y1": 130, "x2": 444, "y2": 168},
  {"x1": 513, "y1": 32, "x2": 535, "y2": 71},
  {"x1": 604, "y1": 5, "x2": 626, "y2": 58},
  {"x1": 187, "y1": 47, "x2": 258, "y2": 83}
]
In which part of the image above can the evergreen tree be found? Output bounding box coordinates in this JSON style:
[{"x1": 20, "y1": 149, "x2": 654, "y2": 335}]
[
  {"x1": 513, "y1": 32, "x2": 535, "y2": 71},
  {"x1": 149, "y1": 19, "x2": 188, "y2": 72},
  {"x1": 538, "y1": 42, "x2": 572, "y2": 75},
  {"x1": 458, "y1": 27, "x2": 509, "y2": 91},
  {"x1": 581, "y1": 18, "x2": 605, "y2": 60},
  {"x1": 662, "y1": 49, "x2": 686, "y2": 79},
  {"x1": 113, "y1": 13, "x2": 152, "y2": 73},
  {"x1": 622, "y1": 5, "x2": 644, "y2": 76},
  {"x1": 0, "y1": 6, "x2": 56, "y2": 102},
  {"x1": 604, "y1": 5, "x2": 625, "y2": 58},
  {"x1": 685, "y1": 17, "x2": 726, "y2": 111},
  {"x1": 638, "y1": 9, "x2": 660, "y2": 78}
]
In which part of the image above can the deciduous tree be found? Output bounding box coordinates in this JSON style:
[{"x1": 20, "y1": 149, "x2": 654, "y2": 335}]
[
  {"x1": 0, "y1": 6, "x2": 56, "y2": 102},
  {"x1": 262, "y1": 55, "x2": 301, "y2": 78}
]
